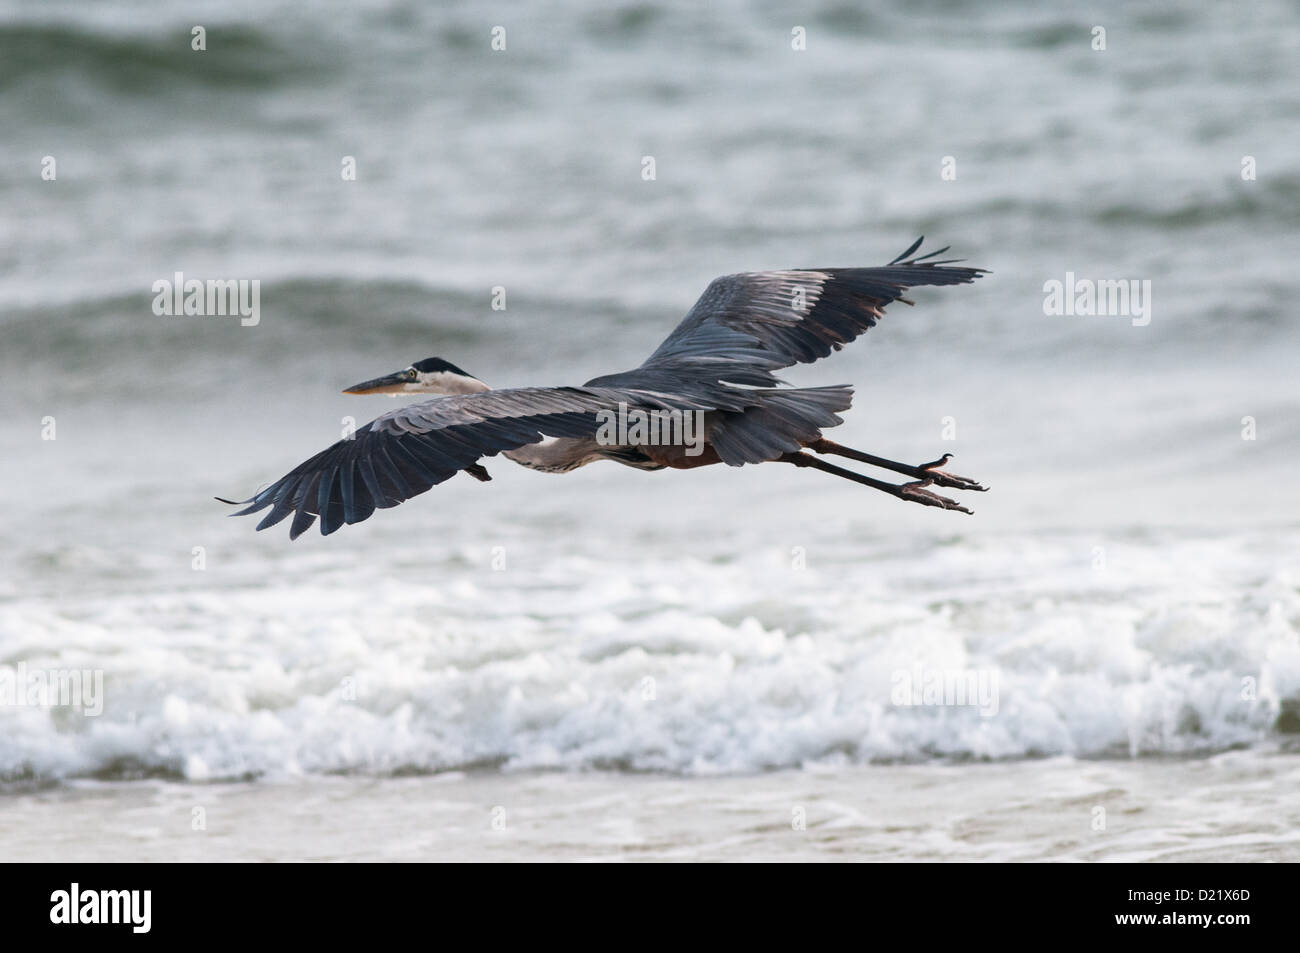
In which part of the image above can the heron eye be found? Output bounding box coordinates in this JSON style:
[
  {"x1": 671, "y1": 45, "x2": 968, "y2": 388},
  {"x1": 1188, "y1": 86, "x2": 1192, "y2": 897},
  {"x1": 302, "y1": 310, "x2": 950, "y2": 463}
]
[{"x1": 407, "y1": 369, "x2": 417, "y2": 379}]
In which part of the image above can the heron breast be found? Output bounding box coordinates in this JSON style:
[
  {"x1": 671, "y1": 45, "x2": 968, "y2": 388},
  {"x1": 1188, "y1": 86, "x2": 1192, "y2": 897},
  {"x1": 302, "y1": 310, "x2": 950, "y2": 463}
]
[{"x1": 640, "y1": 443, "x2": 723, "y2": 470}]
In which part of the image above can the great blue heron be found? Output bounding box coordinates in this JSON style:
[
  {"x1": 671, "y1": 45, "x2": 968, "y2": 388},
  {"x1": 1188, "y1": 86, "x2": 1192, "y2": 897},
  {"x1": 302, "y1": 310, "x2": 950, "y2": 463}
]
[{"x1": 223, "y1": 238, "x2": 987, "y2": 539}]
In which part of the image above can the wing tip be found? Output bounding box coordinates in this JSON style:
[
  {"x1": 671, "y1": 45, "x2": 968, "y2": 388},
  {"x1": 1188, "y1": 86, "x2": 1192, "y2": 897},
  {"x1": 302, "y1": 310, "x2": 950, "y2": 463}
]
[
  {"x1": 889, "y1": 235, "x2": 926, "y2": 265},
  {"x1": 887, "y1": 237, "x2": 988, "y2": 279}
]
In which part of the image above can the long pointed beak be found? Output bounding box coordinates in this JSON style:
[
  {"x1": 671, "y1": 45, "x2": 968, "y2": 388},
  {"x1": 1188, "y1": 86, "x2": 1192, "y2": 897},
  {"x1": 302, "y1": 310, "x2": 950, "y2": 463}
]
[{"x1": 342, "y1": 371, "x2": 410, "y2": 395}]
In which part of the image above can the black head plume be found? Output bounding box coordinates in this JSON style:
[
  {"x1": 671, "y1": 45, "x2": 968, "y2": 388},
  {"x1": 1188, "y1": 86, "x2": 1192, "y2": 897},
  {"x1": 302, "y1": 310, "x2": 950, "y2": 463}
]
[{"x1": 412, "y1": 357, "x2": 472, "y2": 377}]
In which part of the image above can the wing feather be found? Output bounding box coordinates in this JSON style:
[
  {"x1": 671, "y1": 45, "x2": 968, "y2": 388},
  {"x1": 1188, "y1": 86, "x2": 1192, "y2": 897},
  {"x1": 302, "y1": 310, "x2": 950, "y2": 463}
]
[
  {"x1": 641, "y1": 238, "x2": 984, "y2": 382},
  {"x1": 226, "y1": 385, "x2": 699, "y2": 538}
]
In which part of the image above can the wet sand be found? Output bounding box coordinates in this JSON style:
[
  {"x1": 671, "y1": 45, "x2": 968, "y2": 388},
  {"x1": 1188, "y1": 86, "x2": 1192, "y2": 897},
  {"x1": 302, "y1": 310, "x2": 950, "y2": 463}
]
[{"x1": 6, "y1": 750, "x2": 1298, "y2": 862}]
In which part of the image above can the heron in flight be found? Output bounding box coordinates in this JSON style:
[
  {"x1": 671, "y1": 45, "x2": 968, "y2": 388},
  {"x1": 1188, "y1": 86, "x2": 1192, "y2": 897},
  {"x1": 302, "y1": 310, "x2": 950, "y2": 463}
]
[{"x1": 224, "y1": 238, "x2": 987, "y2": 539}]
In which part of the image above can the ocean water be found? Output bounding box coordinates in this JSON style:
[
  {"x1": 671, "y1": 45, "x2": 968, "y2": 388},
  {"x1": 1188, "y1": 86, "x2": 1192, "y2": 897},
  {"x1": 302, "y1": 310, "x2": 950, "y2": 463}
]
[{"x1": 2, "y1": 0, "x2": 1299, "y2": 858}]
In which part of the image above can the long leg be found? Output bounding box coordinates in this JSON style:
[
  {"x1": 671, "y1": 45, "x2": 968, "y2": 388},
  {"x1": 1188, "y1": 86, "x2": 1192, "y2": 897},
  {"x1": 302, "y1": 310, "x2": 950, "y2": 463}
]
[
  {"x1": 807, "y1": 439, "x2": 987, "y2": 492},
  {"x1": 780, "y1": 452, "x2": 973, "y2": 514}
]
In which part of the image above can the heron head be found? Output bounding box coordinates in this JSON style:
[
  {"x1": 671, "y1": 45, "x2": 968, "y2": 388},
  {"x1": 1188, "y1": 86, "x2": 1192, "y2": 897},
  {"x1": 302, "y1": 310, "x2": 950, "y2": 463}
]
[{"x1": 343, "y1": 357, "x2": 491, "y2": 396}]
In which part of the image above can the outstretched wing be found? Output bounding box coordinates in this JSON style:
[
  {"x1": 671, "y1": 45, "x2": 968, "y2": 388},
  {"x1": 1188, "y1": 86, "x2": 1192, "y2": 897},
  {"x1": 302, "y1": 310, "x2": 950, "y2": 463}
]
[
  {"x1": 640, "y1": 238, "x2": 985, "y2": 384},
  {"x1": 226, "y1": 385, "x2": 660, "y2": 539}
]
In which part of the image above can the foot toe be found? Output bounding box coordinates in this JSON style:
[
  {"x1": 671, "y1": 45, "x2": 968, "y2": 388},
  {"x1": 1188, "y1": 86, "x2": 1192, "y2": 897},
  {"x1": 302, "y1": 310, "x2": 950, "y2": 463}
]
[{"x1": 899, "y1": 480, "x2": 973, "y2": 514}]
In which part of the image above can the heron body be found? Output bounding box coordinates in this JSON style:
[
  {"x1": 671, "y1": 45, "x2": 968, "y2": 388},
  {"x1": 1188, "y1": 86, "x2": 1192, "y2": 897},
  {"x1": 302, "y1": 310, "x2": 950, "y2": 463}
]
[
  {"x1": 225, "y1": 238, "x2": 988, "y2": 539},
  {"x1": 502, "y1": 438, "x2": 662, "y2": 474}
]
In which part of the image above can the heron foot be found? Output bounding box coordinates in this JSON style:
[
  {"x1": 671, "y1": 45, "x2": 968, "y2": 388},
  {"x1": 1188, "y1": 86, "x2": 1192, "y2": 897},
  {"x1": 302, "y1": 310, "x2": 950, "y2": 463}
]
[
  {"x1": 915, "y1": 453, "x2": 988, "y2": 493},
  {"x1": 898, "y1": 478, "x2": 973, "y2": 514},
  {"x1": 808, "y1": 439, "x2": 988, "y2": 493},
  {"x1": 781, "y1": 452, "x2": 975, "y2": 515}
]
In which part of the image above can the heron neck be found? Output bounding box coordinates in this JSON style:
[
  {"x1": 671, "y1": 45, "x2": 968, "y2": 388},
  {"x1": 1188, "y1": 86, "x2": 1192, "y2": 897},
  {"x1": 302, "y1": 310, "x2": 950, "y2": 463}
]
[
  {"x1": 503, "y1": 438, "x2": 597, "y2": 473},
  {"x1": 434, "y1": 376, "x2": 491, "y2": 395}
]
